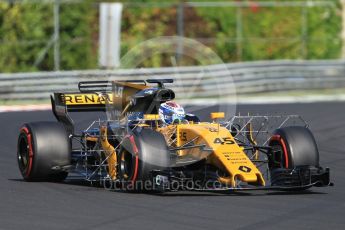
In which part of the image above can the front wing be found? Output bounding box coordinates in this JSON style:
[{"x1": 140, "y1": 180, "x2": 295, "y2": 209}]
[{"x1": 152, "y1": 166, "x2": 333, "y2": 192}]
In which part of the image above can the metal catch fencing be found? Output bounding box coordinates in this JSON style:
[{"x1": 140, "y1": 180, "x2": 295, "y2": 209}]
[{"x1": 0, "y1": 59, "x2": 345, "y2": 101}]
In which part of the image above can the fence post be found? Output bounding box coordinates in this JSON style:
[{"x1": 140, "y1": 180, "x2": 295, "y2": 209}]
[
  {"x1": 301, "y1": 4, "x2": 308, "y2": 59},
  {"x1": 341, "y1": 0, "x2": 345, "y2": 58},
  {"x1": 236, "y1": 6, "x2": 243, "y2": 61},
  {"x1": 176, "y1": 2, "x2": 184, "y2": 63},
  {"x1": 54, "y1": 0, "x2": 60, "y2": 71}
]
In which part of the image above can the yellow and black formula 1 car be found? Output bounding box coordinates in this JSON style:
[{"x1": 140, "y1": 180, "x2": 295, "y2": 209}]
[{"x1": 17, "y1": 79, "x2": 332, "y2": 192}]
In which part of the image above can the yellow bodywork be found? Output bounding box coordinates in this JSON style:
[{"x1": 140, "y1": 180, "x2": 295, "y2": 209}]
[
  {"x1": 99, "y1": 126, "x2": 117, "y2": 180},
  {"x1": 159, "y1": 122, "x2": 265, "y2": 187},
  {"x1": 210, "y1": 112, "x2": 225, "y2": 120},
  {"x1": 92, "y1": 114, "x2": 265, "y2": 187}
]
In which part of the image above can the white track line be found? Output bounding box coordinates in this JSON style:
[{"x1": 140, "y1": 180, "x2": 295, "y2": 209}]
[
  {"x1": 179, "y1": 94, "x2": 345, "y2": 105},
  {"x1": 0, "y1": 104, "x2": 51, "y2": 113},
  {"x1": 1, "y1": 95, "x2": 345, "y2": 113}
]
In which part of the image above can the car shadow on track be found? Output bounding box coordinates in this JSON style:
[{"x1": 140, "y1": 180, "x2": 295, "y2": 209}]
[
  {"x1": 8, "y1": 178, "x2": 104, "y2": 191},
  {"x1": 148, "y1": 190, "x2": 327, "y2": 197},
  {"x1": 8, "y1": 178, "x2": 328, "y2": 196}
]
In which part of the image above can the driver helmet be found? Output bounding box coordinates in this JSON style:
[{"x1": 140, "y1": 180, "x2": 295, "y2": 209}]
[{"x1": 159, "y1": 101, "x2": 185, "y2": 124}]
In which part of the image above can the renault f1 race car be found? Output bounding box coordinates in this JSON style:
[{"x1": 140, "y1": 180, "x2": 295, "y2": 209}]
[{"x1": 17, "y1": 79, "x2": 332, "y2": 192}]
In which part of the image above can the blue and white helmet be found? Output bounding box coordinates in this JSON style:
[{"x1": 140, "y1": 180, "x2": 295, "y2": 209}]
[{"x1": 159, "y1": 101, "x2": 185, "y2": 124}]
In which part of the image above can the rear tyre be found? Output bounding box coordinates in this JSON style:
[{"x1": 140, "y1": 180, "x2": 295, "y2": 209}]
[
  {"x1": 268, "y1": 126, "x2": 319, "y2": 189},
  {"x1": 17, "y1": 122, "x2": 70, "y2": 182},
  {"x1": 118, "y1": 128, "x2": 170, "y2": 192}
]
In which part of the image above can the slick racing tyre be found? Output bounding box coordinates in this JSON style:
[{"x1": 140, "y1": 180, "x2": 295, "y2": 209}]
[
  {"x1": 118, "y1": 128, "x2": 170, "y2": 192},
  {"x1": 269, "y1": 126, "x2": 319, "y2": 169},
  {"x1": 268, "y1": 126, "x2": 319, "y2": 189},
  {"x1": 17, "y1": 122, "x2": 70, "y2": 182}
]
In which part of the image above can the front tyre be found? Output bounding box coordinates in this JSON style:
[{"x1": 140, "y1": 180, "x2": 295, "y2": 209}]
[
  {"x1": 269, "y1": 126, "x2": 319, "y2": 169},
  {"x1": 268, "y1": 126, "x2": 320, "y2": 189},
  {"x1": 118, "y1": 128, "x2": 170, "y2": 192}
]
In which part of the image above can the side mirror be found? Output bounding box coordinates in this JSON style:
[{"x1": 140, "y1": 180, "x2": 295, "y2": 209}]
[{"x1": 210, "y1": 112, "x2": 225, "y2": 120}]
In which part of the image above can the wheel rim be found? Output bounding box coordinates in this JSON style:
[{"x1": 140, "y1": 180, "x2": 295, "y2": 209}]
[
  {"x1": 18, "y1": 134, "x2": 29, "y2": 175},
  {"x1": 120, "y1": 150, "x2": 133, "y2": 180},
  {"x1": 269, "y1": 143, "x2": 288, "y2": 169},
  {"x1": 269, "y1": 135, "x2": 289, "y2": 169}
]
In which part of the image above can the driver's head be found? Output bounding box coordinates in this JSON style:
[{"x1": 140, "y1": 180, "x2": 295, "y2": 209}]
[{"x1": 159, "y1": 101, "x2": 185, "y2": 124}]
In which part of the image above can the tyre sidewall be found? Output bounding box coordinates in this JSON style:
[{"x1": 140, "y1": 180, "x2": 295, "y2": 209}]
[
  {"x1": 272, "y1": 126, "x2": 319, "y2": 168},
  {"x1": 18, "y1": 122, "x2": 70, "y2": 181}
]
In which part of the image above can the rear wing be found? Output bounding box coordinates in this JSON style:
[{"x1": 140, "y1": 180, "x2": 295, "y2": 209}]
[
  {"x1": 51, "y1": 79, "x2": 174, "y2": 135},
  {"x1": 53, "y1": 79, "x2": 173, "y2": 111}
]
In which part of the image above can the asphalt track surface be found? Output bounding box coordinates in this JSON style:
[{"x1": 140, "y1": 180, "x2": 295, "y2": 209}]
[{"x1": 0, "y1": 102, "x2": 344, "y2": 230}]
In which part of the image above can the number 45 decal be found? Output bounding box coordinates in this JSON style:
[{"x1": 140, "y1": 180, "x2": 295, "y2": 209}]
[{"x1": 214, "y1": 137, "x2": 235, "y2": 145}]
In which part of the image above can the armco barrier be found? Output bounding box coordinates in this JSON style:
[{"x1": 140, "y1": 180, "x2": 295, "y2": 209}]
[{"x1": 0, "y1": 60, "x2": 345, "y2": 100}]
